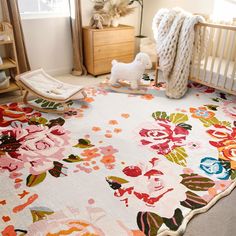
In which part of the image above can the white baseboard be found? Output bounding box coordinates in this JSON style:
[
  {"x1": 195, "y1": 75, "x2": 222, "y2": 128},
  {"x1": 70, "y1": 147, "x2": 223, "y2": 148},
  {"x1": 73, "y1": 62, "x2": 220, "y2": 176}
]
[{"x1": 45, "y1": 67, "x2": 72, "y2": 76}]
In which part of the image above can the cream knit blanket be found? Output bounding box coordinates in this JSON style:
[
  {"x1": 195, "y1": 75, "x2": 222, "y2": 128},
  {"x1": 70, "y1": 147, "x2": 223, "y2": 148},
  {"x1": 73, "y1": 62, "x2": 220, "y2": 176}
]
[{"x1": 152, "y1": 8, "x2": 205, "y2": 98}]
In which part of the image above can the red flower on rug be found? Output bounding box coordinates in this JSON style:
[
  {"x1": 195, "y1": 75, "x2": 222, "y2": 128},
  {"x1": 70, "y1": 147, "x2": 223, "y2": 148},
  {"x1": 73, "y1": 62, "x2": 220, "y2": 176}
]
[
  {"x1": 0, "y1": 124, "x2": 70, "y2": 175},
  {"x1": 207, "y1": 124, "x2": 236, "y2": 169},
  {"x1": 106, "y1": 158, "x2": 186, "y2": 218},
  {"x1": 139, "y1": 120, "x2": 189, "y2": 155},
  {"x1": 0, "y1": 103, "x2": 41, "y2": 127}
]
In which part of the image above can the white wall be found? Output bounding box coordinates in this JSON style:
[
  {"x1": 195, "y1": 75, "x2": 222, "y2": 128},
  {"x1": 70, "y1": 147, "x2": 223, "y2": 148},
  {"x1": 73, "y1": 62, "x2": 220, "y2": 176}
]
[
  {"x1": 143, "y1": 0, "x2": 215, "y2": 38},
  {"x1": 21, "y1": 17, "x2": 73, "y2": 76}
]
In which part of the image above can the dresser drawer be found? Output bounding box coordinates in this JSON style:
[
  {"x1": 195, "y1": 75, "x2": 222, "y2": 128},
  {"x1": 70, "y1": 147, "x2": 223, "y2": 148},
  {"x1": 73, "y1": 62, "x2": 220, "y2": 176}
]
[
  {"x1": 94, "y1": 42, "x2": 134, "y2": 60},
  {"x1": 94, "y1": 55, "x2": 134, "y2": 75},
  {"x1": 83, "y1": 25, "x2": 135, "y2": 76},
  {"x1": 93, "y1": 28, "x2": 134, "y2": 46}
]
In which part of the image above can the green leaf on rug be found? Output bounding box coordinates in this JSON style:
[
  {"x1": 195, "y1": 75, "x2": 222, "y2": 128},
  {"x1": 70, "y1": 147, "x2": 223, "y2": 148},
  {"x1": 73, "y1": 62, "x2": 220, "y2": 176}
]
[
  {"x1": 106, "y1": 176, "x2": 129, "y2": 184},
  {"x1": 47, "y1": 118, "x2": 65, "y2": 127},
  {"x1": 219, "y1": 121, "x2": 232, "y2": 128},
  {"x1": 41, "y1": 101, "x2": 50, "y2": 108},
  {"x1": 152, "y1": 111, "x2": 169, "y2": 120},
  {"x1": 204, "y1": 104, "x2": 219, "y2": 111},
  {"x1": 199, "y1": 117, "x2": 220, "y2": 127},
  {"x1": 180, "y1": 191, "x2": 207, "y2": 209},
  {"x1": 165, "y1": 147, "x2": 188, "y2": 167},
  {"x1": 106, "y1": 178, "x2": 122, "y2": 190},
  {"x1": 162, "y1": 208, "x2": 183, "y2": 231},
  {"x1": 180, "y1": 173, "x2": 215, "y2": 191},
  {"x1": 29, "y1": 117, "x2": 48, "y2": 125},
  {"x1": 66, "y1": 100, "x2": 73, "y2": 106},
  {"x1": 63, "y1": 154, "x2": 83, "y2": 163},
  {"x1": 212, "y1": 98, "x2": 220, "y2": 102},
  {"x1": 30, "y1": 207, "x2": 54, "y2": 222},
  {"x1": 169, "y1": 113, "x2": 188, "y2": 124},
  {"x1": 34, "y1": 98, "x2": 65, "y2": 110},
  {"x1": 231, "y1": 170, "x2": 236, "y2": 180},
  {"x1": 26, "y1": 172, "x2": 47, "y2": 187},
  {"x1": 48, "y1": 161, "x2": 67, "y2": 178},
  {"x1": 137, "y1": 211, "x2": 163, "y2": 236},
  {"x1": 73, "y1": 139, "x2": 94, "y2": 149},
  {"x1": 177, "y1": 123, "x2": 192, "y2": 130},
  {"x1": 34, "y1": 98, "x2": 44, "y2": 104}
]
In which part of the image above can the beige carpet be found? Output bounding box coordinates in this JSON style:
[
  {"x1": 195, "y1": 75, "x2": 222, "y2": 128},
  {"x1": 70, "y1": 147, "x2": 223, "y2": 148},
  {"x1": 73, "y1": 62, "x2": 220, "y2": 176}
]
[{"x1": 0, "y1": 74, "x2": 235, "y2": 236}]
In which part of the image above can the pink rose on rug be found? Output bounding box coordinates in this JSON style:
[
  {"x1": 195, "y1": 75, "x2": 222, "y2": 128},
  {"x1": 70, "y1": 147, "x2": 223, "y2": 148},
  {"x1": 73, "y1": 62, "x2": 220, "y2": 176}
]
[
  {"x1": 27, "y1": 207, "x2": 141, "y2": 236},
  {"x1": 27, "y1": 207, "x2": 104, "y2": 236},
  {"x1": 107, "y1": 158, "x2": 186, "y2": 218},
  {"x1": 0, "y1": 156, "x2": 24, "y2": 172},
  {"x1": 0, "y1": 125, "x2": 70, "y2": 175},
  {"x1": 139, "y1": 120, "x2": 189, "y2": 155},
  {"x1": 222, "y1": 99, "x2": 236, "y2": 120}
]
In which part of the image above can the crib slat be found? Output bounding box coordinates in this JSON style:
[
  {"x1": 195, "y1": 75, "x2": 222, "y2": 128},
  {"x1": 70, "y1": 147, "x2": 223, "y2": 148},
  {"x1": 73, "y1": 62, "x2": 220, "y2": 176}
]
[
  {"x1": 190, "y1": 25, "x2": 200, "y2": 78},
  {"x1": 202, "y1": 26, "x2": 214, "y2": 82},
  {"x1": 223, "y1": 30, "x2": 236, "y2": 88},
  {"x1": 216, "y1": 29, "x2": 229, "y2": 87},
  {"x1": 197, "y1": 26, "x2": 206, "y2": 80},
  {"x1": 231, "y1": 55, "x2": 236, "y2": 91},
  {"x1": 209, "y1": 28, "x2": 222, "y2": 85}
]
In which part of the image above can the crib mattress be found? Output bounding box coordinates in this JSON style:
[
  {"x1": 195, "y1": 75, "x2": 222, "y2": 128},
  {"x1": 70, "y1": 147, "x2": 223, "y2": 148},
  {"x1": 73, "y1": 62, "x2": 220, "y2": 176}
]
[{"x1": 192, "y1": 56, "x2": 236, "y2": 92}]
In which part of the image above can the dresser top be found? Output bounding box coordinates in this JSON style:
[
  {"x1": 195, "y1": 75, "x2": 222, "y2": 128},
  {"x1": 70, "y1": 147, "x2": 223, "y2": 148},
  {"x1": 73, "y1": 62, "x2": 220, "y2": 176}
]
[{"x1": 83, "y1": 25, "x2": 134, "y2": 31}]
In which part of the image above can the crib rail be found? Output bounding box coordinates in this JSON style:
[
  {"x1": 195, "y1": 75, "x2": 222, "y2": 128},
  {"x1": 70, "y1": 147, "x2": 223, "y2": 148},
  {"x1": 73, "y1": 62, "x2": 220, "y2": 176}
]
[
  {"x1": 189, "y1": 22, "x2": 236, "y2": 95},
  {"x1": 154, "y1": 22, "x2": 236, "y2": 96}
]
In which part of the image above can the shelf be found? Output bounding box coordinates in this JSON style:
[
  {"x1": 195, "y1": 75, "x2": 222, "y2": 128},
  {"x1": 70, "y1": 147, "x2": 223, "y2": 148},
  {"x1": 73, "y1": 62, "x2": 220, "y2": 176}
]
[
  {"x1": 0, "y1": 80, "x2": 19, "y2": 94},
  {"x1": 0, "y1": 40, "x2": 13, "y2": 45},
  {"x1": 0, "y1": 22, "x2": 19, "y2": 95},
  {"x1": 0, "y1": 58, "x2": 17, "y2": 70}
]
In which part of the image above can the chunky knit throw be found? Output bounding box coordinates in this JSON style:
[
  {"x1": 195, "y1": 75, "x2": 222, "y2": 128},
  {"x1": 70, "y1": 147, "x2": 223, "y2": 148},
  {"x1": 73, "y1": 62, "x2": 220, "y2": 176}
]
[{"x1": 152, "y1": 8, "x2": 204, "y2": 98}]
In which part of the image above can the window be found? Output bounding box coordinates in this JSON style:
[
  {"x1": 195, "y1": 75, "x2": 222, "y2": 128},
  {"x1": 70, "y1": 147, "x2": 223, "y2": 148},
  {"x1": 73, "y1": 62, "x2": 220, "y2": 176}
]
[
  {"x1": 213, "y1": 0, "x2": 236, "y2": 21},
  {"x1": 18, "y1": 0, "x2": 70, "y2": 18}
]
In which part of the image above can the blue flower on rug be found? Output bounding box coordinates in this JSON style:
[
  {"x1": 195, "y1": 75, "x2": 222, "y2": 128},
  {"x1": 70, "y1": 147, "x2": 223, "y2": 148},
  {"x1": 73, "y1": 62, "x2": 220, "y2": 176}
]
[{"x1": 200, "y1": 157, "x2": 230, "y2": 180}]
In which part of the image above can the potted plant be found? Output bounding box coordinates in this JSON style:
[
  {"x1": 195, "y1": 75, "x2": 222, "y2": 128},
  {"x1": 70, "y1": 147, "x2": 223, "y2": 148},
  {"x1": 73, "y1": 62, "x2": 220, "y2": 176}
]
[
  {"x1": 91, "y1": 0, "x2": 135, "y2": 28},
  {"x1": 129, "y1": 0, "x2": 146, "y2": 38}
]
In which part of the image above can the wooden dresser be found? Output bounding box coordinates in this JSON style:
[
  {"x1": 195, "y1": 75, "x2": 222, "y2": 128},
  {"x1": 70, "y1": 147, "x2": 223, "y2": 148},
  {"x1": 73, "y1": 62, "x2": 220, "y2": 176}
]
[{"x1": 82, "y1": 25, "x2": 135, "y2": 76}]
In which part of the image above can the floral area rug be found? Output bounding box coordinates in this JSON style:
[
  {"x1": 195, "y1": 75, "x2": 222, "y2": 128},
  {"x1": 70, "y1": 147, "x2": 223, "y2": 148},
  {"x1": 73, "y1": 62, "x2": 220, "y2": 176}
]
[{"x1": 0, "y1": 81, "x2": 236, "y2": 236}]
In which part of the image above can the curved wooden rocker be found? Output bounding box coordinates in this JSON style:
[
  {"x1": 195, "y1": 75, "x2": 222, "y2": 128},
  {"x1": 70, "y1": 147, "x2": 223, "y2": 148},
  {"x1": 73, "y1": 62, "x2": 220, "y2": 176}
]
[
  {"x1": 16, "y1": 69, "x2": 87, "y2": 114},
  {"x1": 103, "y1": 78, "x2": 150, "y2": 95}
]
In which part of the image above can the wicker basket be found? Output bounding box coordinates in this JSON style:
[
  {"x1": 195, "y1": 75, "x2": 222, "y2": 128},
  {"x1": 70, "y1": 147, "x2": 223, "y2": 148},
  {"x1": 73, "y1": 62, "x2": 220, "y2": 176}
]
[{"x1": 0, "y1": 73, "x2": 10, "y2": 90}]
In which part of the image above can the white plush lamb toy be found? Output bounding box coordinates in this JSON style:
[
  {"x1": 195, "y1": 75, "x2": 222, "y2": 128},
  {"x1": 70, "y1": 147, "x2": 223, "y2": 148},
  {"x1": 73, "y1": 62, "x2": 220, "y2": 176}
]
[{"x1": 109, "y1": 52, "x2": 152, "y2": 89}]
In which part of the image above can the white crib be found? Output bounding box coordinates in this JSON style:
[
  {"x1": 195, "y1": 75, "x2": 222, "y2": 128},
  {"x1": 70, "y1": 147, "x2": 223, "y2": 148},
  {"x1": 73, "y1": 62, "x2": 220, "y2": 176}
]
[{"x1": 155, "y1": 22, "x2": 236, "y2": 95}]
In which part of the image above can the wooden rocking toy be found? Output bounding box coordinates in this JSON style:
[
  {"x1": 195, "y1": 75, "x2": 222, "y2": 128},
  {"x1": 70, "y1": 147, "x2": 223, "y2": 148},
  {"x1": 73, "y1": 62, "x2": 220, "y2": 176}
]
[
  {"x1": 102, "y1": 76, "x2": 152, "y2": 95},
  {"x1": 16, "y1": 69, "x2": 87, "y2": 114}
]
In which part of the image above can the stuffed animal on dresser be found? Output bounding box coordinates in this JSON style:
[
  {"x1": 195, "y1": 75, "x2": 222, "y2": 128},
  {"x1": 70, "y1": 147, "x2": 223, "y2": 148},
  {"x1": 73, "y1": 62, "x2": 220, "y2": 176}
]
[
  {"x1": 90, "y1": 13, "x2": 104, "y2": 29},
  {"x1": 109, "y1": 52, "x2": 152, "y2": 89}
]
